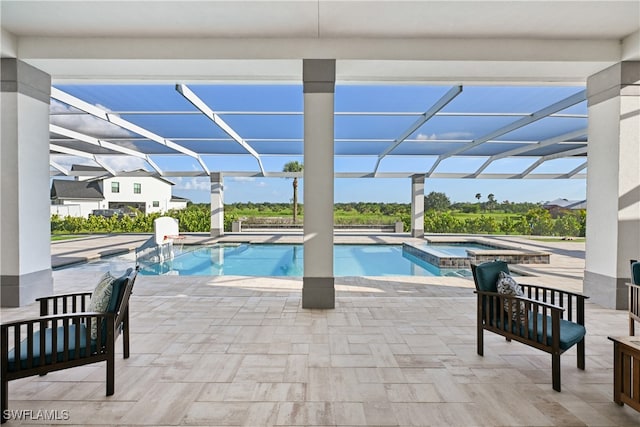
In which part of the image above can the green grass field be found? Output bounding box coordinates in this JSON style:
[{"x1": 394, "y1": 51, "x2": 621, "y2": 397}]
[{"x1": 51, "y1": 234, "x2": 86, "y2": 241}]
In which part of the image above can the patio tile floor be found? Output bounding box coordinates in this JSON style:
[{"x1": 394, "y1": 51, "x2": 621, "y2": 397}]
[{"x1": 2, "y1": 235, "x2": 638, "y2": 426}]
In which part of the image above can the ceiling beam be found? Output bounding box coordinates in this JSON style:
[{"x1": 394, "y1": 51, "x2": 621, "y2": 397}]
[
  {"x1": 373, "y1": 85, "x2": 462, "y2": 175},
  {"x1": 175, "y1": 83, "x2": 266, "y2": 175},
  {"x1": 50, "y1": 87, "x2": 209, "y2": 175},
  {"x1": 96, "y1": 170, "x2": 584, "y2": 180},
  {"x1": 561, "y1": 161, "x2": 588, "y2": 178},
  {"x1": 50, "y1": 124, "x2": 165, "y2": 175},
  {"x1": 49, "y1": 160, "x2": 70, "y2": 175},
  {"x1": 50, "y1": 143, "x2": 117, "y2": 176},
  {"x1": 466, "y1": 127, "x2": 588, "y2": 178},
  {"x1": 426, "y1": 89, "x2": 587, "y2": 176},
  {"x1": 517, "y1": 146, "x2": 588, "y2": 178}
]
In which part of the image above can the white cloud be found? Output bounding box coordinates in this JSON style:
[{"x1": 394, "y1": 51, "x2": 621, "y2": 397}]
[
  {"x1": 50, "y1": 99, "x2": 133, "y2": 138},
  {"x1": 416, "y1": 133, "x2": 436, "y2": 140},
  {"x1": 50, "y1": 154, "x2": 149, "y2": 174},
  {"x1": 172, "y1": 177, "x2": 209, "y2": 191},
  {"x1": 415, "y1": 131, "x2": 473, "y2": 141},
  {"x1": 99, "y1": 156, "x2": 149, "y2": 172},
  {"x1": 50, "y1": 155, "x2": 93, "y2": 170},
  {"x1": 231, "y1": 176, "x2": 256, "y2": 182}
]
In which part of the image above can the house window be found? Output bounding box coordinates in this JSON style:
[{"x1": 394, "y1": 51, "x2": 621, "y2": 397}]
[
  {"x1": 111, "y1": 182, "x2": 120, "y2": 193},
  {"x1": 152, "y1": 201, "x2": 159, "y2": 208},
  {"x1": 134, "y1": 183, "x2": 141, "y2": 194}
]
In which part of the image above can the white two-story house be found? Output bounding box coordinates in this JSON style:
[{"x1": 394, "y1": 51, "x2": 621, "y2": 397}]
[{"x1": 51, "y1": 166, "x2": 189, "y2": 218}]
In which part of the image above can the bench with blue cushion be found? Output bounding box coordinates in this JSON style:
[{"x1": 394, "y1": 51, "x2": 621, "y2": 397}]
[
  {"x1": 1, "y1": 267, "x2": 137, "y2": 423},
  {"x1": 471, "y1": 260, "x2": 588, "y2": 392}
]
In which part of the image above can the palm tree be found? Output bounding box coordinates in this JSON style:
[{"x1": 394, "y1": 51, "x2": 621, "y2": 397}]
[
  {"x1": 283, "y1": 161, "x2": 303, "y2": 222},
  {"x1": 475, "y1": 193, "x2": 482, "y2": 212},
  {"x1": 487, "y1": 193, "x2": 496, "y2": 211}
]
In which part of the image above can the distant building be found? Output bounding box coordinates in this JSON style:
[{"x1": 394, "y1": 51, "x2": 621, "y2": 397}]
[
  {"x1": 542, "y1": 198, "x2": 587, "y2": 217},
  {"x1": 51, "y1": 166, "x2": 189, "y2": 218}
]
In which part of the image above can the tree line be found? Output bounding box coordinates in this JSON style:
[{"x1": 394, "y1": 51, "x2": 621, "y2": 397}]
[{"x1": 52, "y1": 192, "x2": 586, "y2": 237}]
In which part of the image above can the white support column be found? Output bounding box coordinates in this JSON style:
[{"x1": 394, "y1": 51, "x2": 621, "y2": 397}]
[
  {"x1": 411, "y1": 174, "x2": 425, "y2": 238},
  {"x1": 584, "y1": 61, "x2": 640, "y2": 309},
  {"x1": 1, "y1": 59, "x2": 53, "y2": 307},
  {"x1": 210, "y1": 172, "x2": 224, "y2": 237},
  {"x1": 302, "y1": 59, "x2": 335, "y2": 309}
]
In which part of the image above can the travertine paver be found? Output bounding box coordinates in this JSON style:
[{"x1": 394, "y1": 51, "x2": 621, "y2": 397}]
[{"x1": 2, "y1": 234, "x2": 638, "y2": 425}]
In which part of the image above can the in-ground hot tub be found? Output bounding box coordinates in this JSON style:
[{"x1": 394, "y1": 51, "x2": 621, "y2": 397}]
[{"x1": 403, "y1": 239, "x2": 550, "y2": 269}]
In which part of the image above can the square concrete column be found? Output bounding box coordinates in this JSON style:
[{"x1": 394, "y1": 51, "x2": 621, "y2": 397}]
[
  {"x1": 584, "y1": 61, "x2": 640, "y2": 309},
  {"x1": 302, "y1": 59, "x2": 335, "y2": 309},
  {"x1": 210, "y1": 172, "x2": 224, "y2": 237},
  {"x1": 411, "y1": 174, "x2": 425, "y2": 238},
  {"x1": 1, "y1": 59, "x2": 53, "y2": 307}
]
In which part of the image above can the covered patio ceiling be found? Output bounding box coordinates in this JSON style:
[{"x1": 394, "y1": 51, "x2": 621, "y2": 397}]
[
  {"x1": 4, "y1": 1, "x2": 637, "y2": 182},
  {"x1": 49, "y1": 82, "x2": 588, "y2": 180}
]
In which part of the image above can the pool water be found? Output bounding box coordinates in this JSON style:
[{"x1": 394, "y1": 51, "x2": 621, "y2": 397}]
[
  {"x1": 56, "y1": 243, "x2": 478, "y2": 278},
  {"x1": 422, "y1": 242, "x2": 498, "y2": 257},
  {"x1": 137, "y1": 244, "x2": 456, "y2": 277}
]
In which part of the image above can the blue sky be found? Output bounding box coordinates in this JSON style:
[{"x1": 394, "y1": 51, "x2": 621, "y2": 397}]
[{"x1": 51, "y1": 84, "x2": 588, "y2": 204}]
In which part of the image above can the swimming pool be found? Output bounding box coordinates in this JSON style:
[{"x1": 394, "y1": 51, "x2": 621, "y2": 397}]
[
  {"x1": 55, "y1": 243, "x2": 477, "y2": 278},
  {"x1": 137, "y1": 244, "x2": 453, "y2": 277}
]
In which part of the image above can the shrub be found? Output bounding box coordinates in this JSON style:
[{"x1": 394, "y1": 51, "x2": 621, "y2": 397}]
[
  {"x1": 553, "y1": 212, "x2": 582, "y2": 237},
  {"x1": 525, "y1": 208, "x2": 554, "y2": 236}
]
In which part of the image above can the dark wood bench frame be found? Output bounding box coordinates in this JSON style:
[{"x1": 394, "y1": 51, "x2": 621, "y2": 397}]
[
  {"x1": 1, "y1": 267, "x2": 137, "y2": 423},
  {"x1": 629, "y1": 282, "x2": 640, "y2": 336},
  {"x1": 472, "y1": 262, "x2": 587, "y2": 392},
  {"x1": 630, "y1": 260, "x2": 640, "y2": 336}
]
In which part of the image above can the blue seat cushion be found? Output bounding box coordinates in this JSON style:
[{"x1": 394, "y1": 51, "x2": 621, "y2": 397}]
[
  {"x1": 493, "y1": 312, "x2": 586, "y2": 351},
  {"x1": 7, "y1": 324, "x2": 97, "y2": 372}
]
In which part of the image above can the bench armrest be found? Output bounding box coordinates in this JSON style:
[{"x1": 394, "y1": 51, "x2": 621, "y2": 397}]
[
  {"x1": 1, "y1": 312, "x2": 112, "y2": 329},
  {"x1": 475, "y1": 290, "x2": 565, "y2": 313},
  {"x1": 518, "y1": 283, "x2": 586, "y2": 324},
  {"x1": 518, "y1": 283, "x2": 588, "y2": 301},
  {"x1": 36, "y1": 292, "x2": 93, "y2": 316}
]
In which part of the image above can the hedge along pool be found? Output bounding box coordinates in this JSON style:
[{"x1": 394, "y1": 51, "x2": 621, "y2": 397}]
[{"x1": 131, "y1": 244, "x2": 473, "y2": 277}]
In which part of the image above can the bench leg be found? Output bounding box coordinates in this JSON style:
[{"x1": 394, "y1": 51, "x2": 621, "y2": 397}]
[
  {"x1": 1, "y1": 378, "x2": 7, "y2": 424},
  {"x1": 577, "y1": 338, "x2": 585, "y2": 370},
  {"x1": 123, "y1": 308, "x2": 130, "y2": 359},
  {"x1": 612, "y1": 341, "x2": 623, "y2": 406},
  {"x1": 477, "y1": 300, "x2": 484, "y2": 356},
  {"x1": 631, "y1": 318, "x2": 635, "y2": 337},
  {"x1": 477, "y1": 325, "x2": 484, "y2": 356},
  {"x1": 106, "y1": 354, "x2": 114, "y2": 396},
  {"x1": 552, "y1": 352, "x2": 561, "y2": 392}
]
